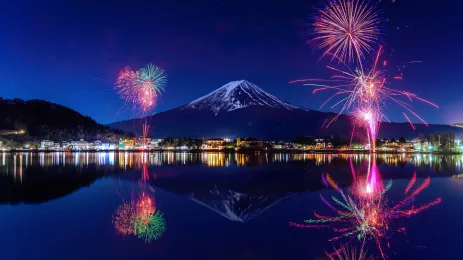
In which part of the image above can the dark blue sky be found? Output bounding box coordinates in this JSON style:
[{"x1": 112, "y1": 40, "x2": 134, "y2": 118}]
[{"x1": 1, "y1": 0, "x2": 462, "y2": 124}]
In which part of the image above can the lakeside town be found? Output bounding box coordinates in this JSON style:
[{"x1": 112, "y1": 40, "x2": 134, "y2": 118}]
[{"x1": 1, "y1": 132, "x2": 462, "y2": 153}]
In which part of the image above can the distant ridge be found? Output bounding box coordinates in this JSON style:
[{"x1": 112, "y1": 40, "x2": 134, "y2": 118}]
[{"x1": 0, "y1": 98, "x2": 131, "y2": 146}]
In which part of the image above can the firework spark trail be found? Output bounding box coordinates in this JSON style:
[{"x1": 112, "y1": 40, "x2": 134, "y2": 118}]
[
  {"x1": 321, "y1": 118, "x2": 329, "y2": 128},
  {"x1": 311, "y1": 0, "x2": 382, "y2": 64},
  {"x1": 327, "y1": 242, "x2": 373, "y2": 260},
  {"x1": 321, "y1": 194, "x2": 340, "y2": 213},
  {"x1": 289, "y1": 222, "x2": 331, "y2": 229},
  {"x1": 405, "y1": 172, "x2": 417, "y2": 195}
]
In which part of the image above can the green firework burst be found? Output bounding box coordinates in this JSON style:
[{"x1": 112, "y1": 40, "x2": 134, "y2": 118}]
[{"x1": 134, "y1": 211, "x2": 167, "y2": 243}]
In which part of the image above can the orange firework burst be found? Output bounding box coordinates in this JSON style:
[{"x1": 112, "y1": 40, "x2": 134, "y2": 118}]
[
  {"x1": 136, "y1": 193, "x2": 156, "y2": 219},
  {"x1": 112, "y1": 201, "x2": 138, "y2": 236}
]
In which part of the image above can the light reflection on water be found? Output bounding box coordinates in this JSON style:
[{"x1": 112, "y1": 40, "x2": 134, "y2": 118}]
[
  {"x1": 1, "y1": 152, "x2": 462, "y2": 173},
  {"x1": 1, "y1": 151, "x2": 463, "y2": 259}
]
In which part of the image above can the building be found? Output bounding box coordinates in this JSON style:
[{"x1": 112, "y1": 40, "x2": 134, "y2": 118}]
[
  {"x1": 136, "y1": 137, "x2": 152, "y2": 148},
  {"x1": 71, "y1": 139, "x2": 91, "y2": 150},
  {"x1": 236, "y1": 137, "x2": 263, "y2": 149},
  {"x1": 120, "y1": 139, "x2": 135, "y2": 149},
  {"x1": 94, "y1": 141, "x2": 116, "y2": 150},
  {"x1": 62, "y1": 140, "x2": 72, "y2": 150},
  {"x1": 311, "y1": 138, "x2": 333, "y2": 150},
  {"x1": 151, "y1": 138, "x2": 164, "y2": 148},
  {"x1": 202, "y1": 138, "x2": 225, "y2": 150},
  {"x1": 41, "y1": 140, "x2": 55, "y2": 149}
]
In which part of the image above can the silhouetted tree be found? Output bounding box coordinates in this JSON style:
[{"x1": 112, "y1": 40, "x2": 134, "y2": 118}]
[
  {"x1": 376, "y1": 138, "x2": 383, "y2": 147},
  {"x1": 0, "y1": 98, "x2": 132, "y2": 143}
]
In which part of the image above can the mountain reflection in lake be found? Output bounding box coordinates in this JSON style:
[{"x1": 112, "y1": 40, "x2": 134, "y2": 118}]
[{"x1": 0, "y1": 152, "x2": 462, "y2": 259}]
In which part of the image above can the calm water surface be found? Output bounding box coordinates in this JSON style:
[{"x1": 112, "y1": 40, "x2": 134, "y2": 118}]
[{"x1": 1, "y1": 152, "x2": 462, "y2": 259}]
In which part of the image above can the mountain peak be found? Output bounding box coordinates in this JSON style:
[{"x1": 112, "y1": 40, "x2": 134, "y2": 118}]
[{"x1": 183, "y1": 80, "x2": 299, "y2": 115}]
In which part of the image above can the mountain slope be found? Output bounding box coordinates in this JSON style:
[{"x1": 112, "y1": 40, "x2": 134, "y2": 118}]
[
  {"x1": 0, "y1": 98, "x2": 131, "y2": 145},
  {"x1": 181, "y1": 80, "x2": 299, "y2": 115},
  {"x1": 109, "y1": 80, "x2": 462, "y2": 140}
]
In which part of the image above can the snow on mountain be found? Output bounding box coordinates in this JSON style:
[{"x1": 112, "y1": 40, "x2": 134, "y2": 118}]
[
  {"x1": 182, "y1": 80, "x2": 300, "y2": 115},
  {"x1": 188, "y1": 185, "x2": 293, "y2": 222}
]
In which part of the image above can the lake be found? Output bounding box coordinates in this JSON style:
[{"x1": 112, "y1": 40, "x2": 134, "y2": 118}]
[{"x1": 1, "y1": 152, "x2": 462, "y2": 259}]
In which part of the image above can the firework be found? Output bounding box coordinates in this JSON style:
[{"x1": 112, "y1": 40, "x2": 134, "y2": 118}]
[
  {"x1": 137, "y1": 64, "x2": 167, "y2": 111},
  {"x1": 290, "y1": 157, "x2": 441, "y2": 259},
  {"x1": 134, "y1": 211, "x2": 167, "y2": 243},
  {"x1": 311, "y1": 0, "x2": 381, "y2": 64},
  {"x1": 115, "y1": 67, "x2": 139, "y2": 104},
  {"x1": 136, "y1": 193, "x2": 156, "y2": 218},
  {"x1": 350, "y1": 157, "x2": 388, "y2": 198},
  {"x1": 115, "y1": 64, "x2": 167, "y2": 113},
  {"x1": 112, "y1": 201, "x2": 138, "y2": 236},
  {"x1": 327, "y1": 243, "x2": 373, "y2": 260},
  {"x1": 290, "y1": 47, "x2": 438, "y2": 151},
  {"x1": 141, "y1": 162, "x2": 150, "y2": 182},
  {"x1": 142, "y1": 123, "x2": 150, "y2": 148},
  {"x1": 115, "y1": 64, "x2": 167, "y2": 145}
]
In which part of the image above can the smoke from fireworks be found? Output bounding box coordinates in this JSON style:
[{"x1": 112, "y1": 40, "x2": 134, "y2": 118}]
[{"x1": 311, "y1": 0, "x2": 381, "y2": 64}]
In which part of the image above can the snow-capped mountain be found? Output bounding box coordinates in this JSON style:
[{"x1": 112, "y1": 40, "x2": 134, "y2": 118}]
[
  {"x1": 181, "y1": 80, "x2": 299, "y2": 115},
  {"x1": 109, "y1": 79, "x2": 461, "y2": 140}
]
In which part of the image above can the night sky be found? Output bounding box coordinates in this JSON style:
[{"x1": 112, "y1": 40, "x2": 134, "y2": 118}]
[{"x1": 1, "y1": 0, "x2": 462, "y2": 124}]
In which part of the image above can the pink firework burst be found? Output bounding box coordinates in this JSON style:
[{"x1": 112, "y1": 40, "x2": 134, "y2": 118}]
[
  {"x1": 115, "y1": 67, "x2": 139, "y2": 105},
  {"x1": 115, "y1": 64, "x2": 167, "y2": 114},
  {"x1": 290, "y1": 46, "x2": 438, "y2": 151},
  {"x1": 311, "y1": 0, "x2": 382, "y2": 64}
]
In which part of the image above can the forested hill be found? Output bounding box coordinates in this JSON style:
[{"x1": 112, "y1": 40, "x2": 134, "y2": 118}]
[{"x1": 0, "y1": 98, "x2": 131, "y2": 145}]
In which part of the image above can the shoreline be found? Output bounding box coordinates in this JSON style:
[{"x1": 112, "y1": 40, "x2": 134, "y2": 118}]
[{"x1": 2, "y1": 149, "x2": 462, "y2": 155}]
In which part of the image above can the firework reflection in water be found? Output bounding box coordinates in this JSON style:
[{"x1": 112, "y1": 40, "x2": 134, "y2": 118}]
[
  {"x1": 112, "y1": 163, "x2": 166, "y2": 242},
  {"x1": 290, "y1": 156, "x2": 441, "y2": 259}
]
